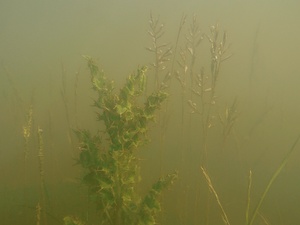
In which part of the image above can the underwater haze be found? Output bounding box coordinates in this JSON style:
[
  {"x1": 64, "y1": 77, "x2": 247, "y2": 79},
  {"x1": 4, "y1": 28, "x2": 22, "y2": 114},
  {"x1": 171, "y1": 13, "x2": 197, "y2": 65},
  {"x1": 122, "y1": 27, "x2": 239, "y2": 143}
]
[{"x1": 1, "y1": 0, "x2": 300, "y2": 224}]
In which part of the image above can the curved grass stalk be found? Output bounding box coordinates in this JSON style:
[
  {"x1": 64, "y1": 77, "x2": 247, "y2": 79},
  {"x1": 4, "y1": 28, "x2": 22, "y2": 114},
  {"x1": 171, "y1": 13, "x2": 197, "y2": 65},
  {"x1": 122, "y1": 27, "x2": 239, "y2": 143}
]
[
  {"x1": 245, "y1": 170, "x2": 252, "y2": 225},
  {"x1": 201, "y1": 166, "x2": 231, "y2": 225},
  {"x1": 248, "y1": 133, "x2": 300, "y2": 225}
]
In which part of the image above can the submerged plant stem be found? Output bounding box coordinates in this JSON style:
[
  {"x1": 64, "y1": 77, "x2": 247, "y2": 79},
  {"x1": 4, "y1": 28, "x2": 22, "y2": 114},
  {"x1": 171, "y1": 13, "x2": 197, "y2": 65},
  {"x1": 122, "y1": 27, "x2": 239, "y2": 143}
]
[
  {"x1": 201, "y1": 166, "x2": 231, "y2": 225},
  {"x1": 245, "y1": 170, "x2": 252, "y2": 225},
  {"x1": 248, "y1": 133, "x2": 300, "y2": 225}
]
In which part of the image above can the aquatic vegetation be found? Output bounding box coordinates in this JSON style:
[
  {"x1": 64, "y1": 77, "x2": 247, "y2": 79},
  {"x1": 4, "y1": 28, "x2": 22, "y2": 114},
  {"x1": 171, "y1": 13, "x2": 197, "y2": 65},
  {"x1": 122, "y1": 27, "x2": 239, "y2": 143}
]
[
  {"x1": 201, "y1": 166, "x2": 231, "y2": 225},
  {"x1": 201, "y1": 134, "x2": 300, "y2": 225},
  {"x1": 246, "y1": 134, "x2": 300, "y2": 225},
  {"x1": 146, "y1": 12, "x2": 172, "y2": 90},
  {"x1": 64, "y1": 56, "x2": 177, "y2": 225},
  {"x1": 37, "y1": 126, "x2": 48, "y2": 225},
  {"x1": 2, "y1": 9, "x2": 299, "y2": 225}
]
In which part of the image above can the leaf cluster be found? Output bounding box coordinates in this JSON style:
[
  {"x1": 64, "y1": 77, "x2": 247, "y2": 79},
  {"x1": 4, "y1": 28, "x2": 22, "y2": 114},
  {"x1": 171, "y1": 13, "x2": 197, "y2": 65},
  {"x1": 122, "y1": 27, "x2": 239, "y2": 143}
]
[
  {"x1": 68, "y1": 56, "x2": 177, "y2": 225},
  {"x1": 84, "y1": 56, "x2": 167, "y2": 152}
]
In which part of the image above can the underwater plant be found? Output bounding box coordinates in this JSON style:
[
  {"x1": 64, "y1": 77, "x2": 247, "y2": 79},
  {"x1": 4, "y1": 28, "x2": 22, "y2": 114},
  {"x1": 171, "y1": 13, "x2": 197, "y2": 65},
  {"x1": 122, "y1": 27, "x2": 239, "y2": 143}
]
[
  {"x1": 201, "y1": 133, "x2": 300, "y2": 225},
  {"x1": 64, "y1": 56, "x2": 177, "y2": 225}
]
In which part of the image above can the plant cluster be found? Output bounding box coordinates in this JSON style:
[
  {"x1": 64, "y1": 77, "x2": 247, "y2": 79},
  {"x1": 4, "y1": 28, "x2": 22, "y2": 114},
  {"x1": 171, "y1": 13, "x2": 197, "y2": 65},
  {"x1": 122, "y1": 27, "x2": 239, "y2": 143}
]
[{"x1": 64, "y1": 56, "x2": 177, "y2": 225}]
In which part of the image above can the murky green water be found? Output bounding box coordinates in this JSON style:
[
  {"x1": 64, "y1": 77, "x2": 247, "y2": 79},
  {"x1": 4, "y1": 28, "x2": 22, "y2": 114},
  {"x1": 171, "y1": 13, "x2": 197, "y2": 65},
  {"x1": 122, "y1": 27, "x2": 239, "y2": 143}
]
[{"x1": 1, "y1": 1, "x2": 300, "y2": 224}]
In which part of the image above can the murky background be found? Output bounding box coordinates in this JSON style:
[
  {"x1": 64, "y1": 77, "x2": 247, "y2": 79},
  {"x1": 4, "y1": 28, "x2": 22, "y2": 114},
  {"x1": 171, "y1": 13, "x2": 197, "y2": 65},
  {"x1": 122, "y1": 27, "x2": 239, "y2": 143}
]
[{"x1": 1, "y1": 0, "x2": 300, "y2": 224}]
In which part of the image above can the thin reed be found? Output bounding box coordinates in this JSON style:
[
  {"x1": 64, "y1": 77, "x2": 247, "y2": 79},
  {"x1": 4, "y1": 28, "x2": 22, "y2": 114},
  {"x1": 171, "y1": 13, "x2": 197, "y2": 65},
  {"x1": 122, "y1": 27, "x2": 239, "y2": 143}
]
[
  {"x1": 201, "y1": 166, "x2": 231, "y2": 225},
  {"x1": 37, "y1": 127, "x2": 47, "y2": 225},
  {"x1": 60, "y1": 64, "x2": 76, "y2": 156},
  {"x1": 23, "y1": 105, "x2": 33, "y2": 160},
  {"x1": 146, "y1": 12, "x2": 172, "y2": 90},
  {"x1": 245, "y1": 170, "x2": 252, "y2": 225},
  {"x1": 36, "y1": 202, "x2": 41, "y2": 225},
  {"x1": 247, "y1": 134, "x2": 300, "y2": 225}
]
